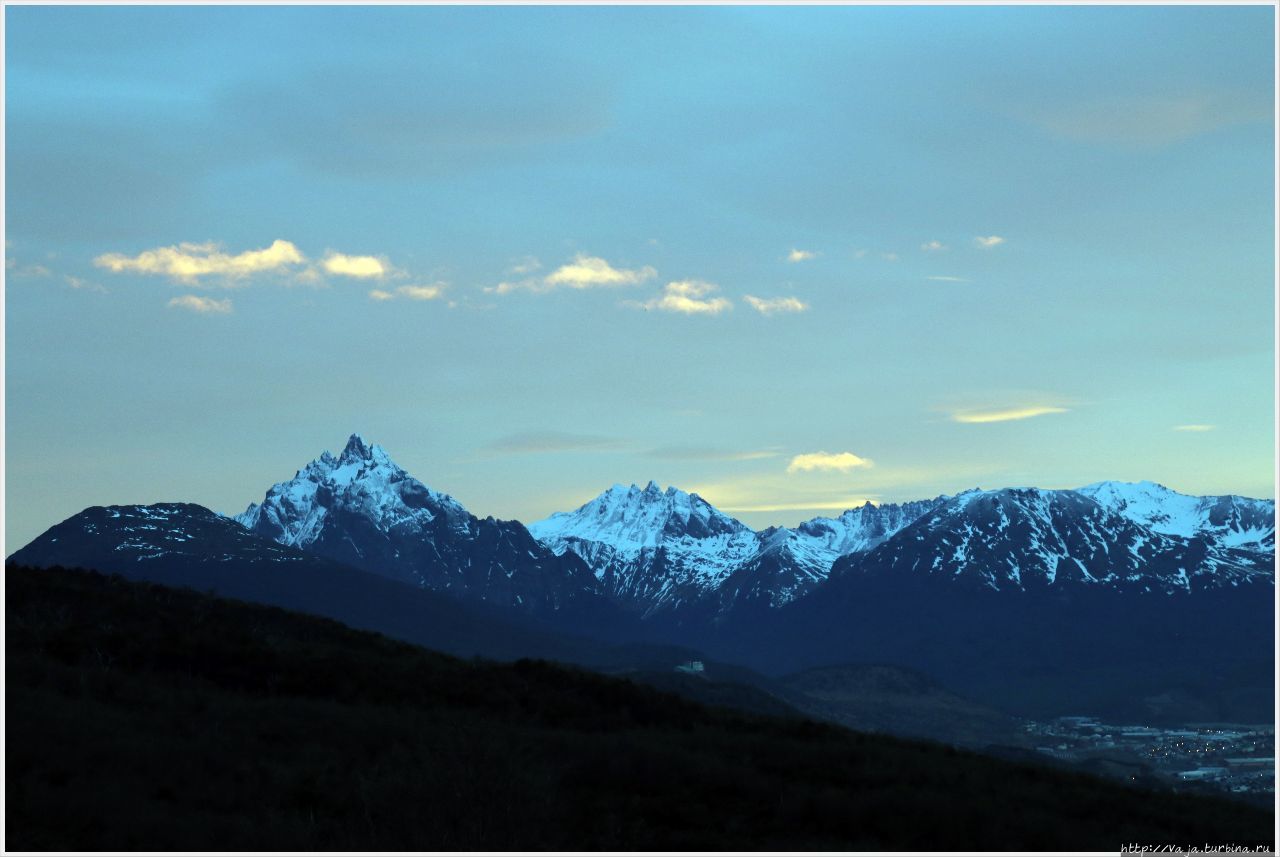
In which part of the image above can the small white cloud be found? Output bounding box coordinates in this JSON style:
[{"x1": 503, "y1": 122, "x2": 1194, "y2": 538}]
[
  {"x1": 632, "y1": 280, "x2": 732, "y2": 315},
  {"x1": 368, "y1": 289, "x2": 395, "y2": 302},
  {"x1": 167, "y1": 294, "x2": 232, "y2": 314},
  {"x1": 96, "y1": 239, "x2": 305, "y2": 283},
  {"x1": 951, "y1": 405, "x2": 1067, "y2": 424},
  {"x1": 321, "y1": 251, "x2": 391, "y2": 279},
  {"x1": 926, "y1": 276, "x2": 969, "y2": 283},
  {"x1": 882, "y1": 252, "x2": 899, "y2": 262},
  {"x1": 788, "y1": 248, "x2": 816, "y2": 262},
  {"x1": 1173, "y1": 424, "x2": 1215, "y2": 432},
  {"x1": 493, "y1": 254, "x2": 657, "y2": 294},
  {"x1": 854, "y1": 249, "x2": 869, "y2": 259},
  {"x1": 975, "y1": 235, "x2": 1005, "y2": 248},
  {"x1": 484, "y1": 280, "x2": 525, "y2": 295},
  {"x1": 921, "y1": 240, "x2": 946, "y2": 252},
  {"x1": 544, "y1": 254, "x2": 656, "y2": 289},
  {"x1": 787, "y1": 451, "x2": 874, "y2": 474},
  {"x1": 745, "y1": 295, "x2": 809, "y2": 315}
]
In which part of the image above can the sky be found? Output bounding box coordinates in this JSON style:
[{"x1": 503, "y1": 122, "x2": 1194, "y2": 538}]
[{"x1": 4, "y1": 5, "x2": 1275, "y2": 551}]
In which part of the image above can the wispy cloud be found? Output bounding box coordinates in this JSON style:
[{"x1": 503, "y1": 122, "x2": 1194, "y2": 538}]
[
  {"x1": 321, "y1": 251, "x2": 391, "y2": 279},
  {"x1": 1173, "y1": 424, "x2": 1215, "y2": 432},
  {"x1": 368, "y1": 284, "x2": 446, "y2": 302},
  {"x1": 722, "y1": 498, "x2": 880, "y2": 513},
  {"x1": 882, "y1": 252, "x2": 899, "y2": 262},
  {"x1": 921, "y1": 240, "x2": 946, "y2": 252},
  {"x1": 951, "y1": 405, "x2": 1068, "y2": 424},
  {"x1": 508, "y1": 256, "x2": 542, "y2": 275},
  {"x1": 926, "y1": 276, "x2": 968, "y2": 283},
  {"x1": 787, "y1": 248, "x2": 816, "y2": 262},
  {"x1": 167, "y1": 294, "x2": 232, "y2": 314},
  {"x1": 65, "y1": 275, "x2": 108, "y2": 294},
  {"x1": 95, "y1": 240, "x2": 305, "y2": 283},
  {"x1": 644, "y1": 445, "x2": 781, "y2": 462},
  {"x1": 974, "y1": 235, "x2": 1005, "y2": 248},
  {"x1": 745, "y1": 295, "x2": 809, "y2": 315},
  {"x1": 787, "y1": 451, "x2": 874, "y2": 473},
  {"x1": 482, "y1": 431, "x2": 626, "y2": 455},
  {"x1": 631, "y1": 280, "x2": 732, "y2": 315},
  {"x1": 1025, "y1": 91, "x2": 1270, "y2": 147},
  {"x1": 10, "y1": 263, "x2": 52, "y2": 278}
]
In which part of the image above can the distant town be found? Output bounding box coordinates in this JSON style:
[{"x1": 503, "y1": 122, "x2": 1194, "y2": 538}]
[{"x1": 1026, "y1": 717, "x2": 1275, "y2": 804}]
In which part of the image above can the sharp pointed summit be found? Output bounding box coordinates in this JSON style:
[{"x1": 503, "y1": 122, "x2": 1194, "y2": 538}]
[{"x1": 234, "y1": 435, "x2": 601, "y2": 615}]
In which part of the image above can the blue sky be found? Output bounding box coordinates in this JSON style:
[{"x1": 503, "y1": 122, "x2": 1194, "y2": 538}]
[{"x1": 5, "y1": 5, "x2": 1275, "y2": 550}]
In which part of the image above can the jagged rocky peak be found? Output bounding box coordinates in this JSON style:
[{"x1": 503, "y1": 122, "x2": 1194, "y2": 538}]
[
  {"x1": 786, "y1": 495, "x2": 950, "y2": 560},
  {"x1": 235, "y1": 434, "x2": 467, "y2": 548}
]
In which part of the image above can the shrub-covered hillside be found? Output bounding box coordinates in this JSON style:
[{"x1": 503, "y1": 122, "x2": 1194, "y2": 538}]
[{"x1": 6, "y1": 565, "x2": 1275, "y2": 851}]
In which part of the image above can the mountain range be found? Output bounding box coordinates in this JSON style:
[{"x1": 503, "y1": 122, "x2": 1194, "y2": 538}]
[{"x1": 8, "y1": 433, "x2": 1275, "y2": 723}]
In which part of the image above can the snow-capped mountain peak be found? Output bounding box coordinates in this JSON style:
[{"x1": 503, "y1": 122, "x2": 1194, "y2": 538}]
[
  {"x1": 833, "y1": 485, "x2": 1273, "y2": 593},
  {"x1": 236, "y1": 434, "x2": 467, "y2": 549},
  {"x1": 534, "y1": 482, "x2": 751, "y2": 549},
  {"x1": 233, "y1": 435, "x2": 602, "y2": 613},
  {"x1": 1077, "y1": 480, "x2": 1274, "y2": 551},
  {"x1": 528, "y1": 483, "x2": 759, "y2": 613},
  {"x1": 528, "y1": 485, "x2": 953, "y2": 615}
]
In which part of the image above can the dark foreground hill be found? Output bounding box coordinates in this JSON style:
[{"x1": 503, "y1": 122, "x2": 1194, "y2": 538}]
[{"x1": 6, "y1": 566, "x2": 1274, "y2": 851}]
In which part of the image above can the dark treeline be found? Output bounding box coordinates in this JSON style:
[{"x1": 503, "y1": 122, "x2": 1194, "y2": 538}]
[{"x1": 6, "y1": 565, "x2": 1275, "y2": 851}]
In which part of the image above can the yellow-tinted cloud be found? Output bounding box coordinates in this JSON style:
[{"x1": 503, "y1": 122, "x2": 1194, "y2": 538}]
[
  {"x1": 1173, "y1": 424, "x2": 1215, "y2": 432},
  {"x1": 368, "y1": 289, "x2": 395, "y2": 301},
  {"x1": 786, "y1": 451, "x2": 874, "y2": 473},
  {"x1": 975, "y1": 235, "x2": 1005, "y2": 248},
  {"x1": 745, "y1": 295, "x2": 809, "y2": 315},
  {"x1": 544, "y1": 254, "x2": 656, "y2": 289},
  {"x1": 788, "y1": 248, "x2": 816, "y2": 262},
  {"x1": 951, "y1": 405, "x2": 1068, "y2": 424},
  {"x1": 634, "y1": 280, "x2": 732, "y2": 315},
  {"x1": 167, "y1": 294, "x2": 232, "y2": 314},
  {"x1": 321, "y1": 251, "x2": 390, "y2": 279},
  {"x1": 96, "y1": 240, "x2": 304, "y2": 283}
]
